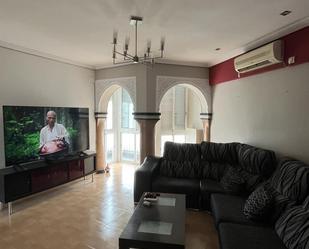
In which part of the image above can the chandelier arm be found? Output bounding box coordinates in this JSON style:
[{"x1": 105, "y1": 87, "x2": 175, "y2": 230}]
[
  {"x1": 123, "y1": 52, "x2": 135, "y2": 58},
  {"x1": 114, "y1": 50, "x2": 135, "y2": 59},
  {"x1": 112, "y1": 16, "x2": 164, "y2": 65},
  {"x1": 114, "y1": 51, "x2": 126, "y2": 57}
]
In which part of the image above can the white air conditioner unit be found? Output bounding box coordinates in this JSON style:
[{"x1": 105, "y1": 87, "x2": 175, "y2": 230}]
[{"x1": 234, "y1": 40, "x2": 283, "y2": 73}]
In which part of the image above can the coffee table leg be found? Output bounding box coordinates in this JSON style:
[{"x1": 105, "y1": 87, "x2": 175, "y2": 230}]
[{"x1": 119, "y1": 240, "x2": 129, "y2": 249}]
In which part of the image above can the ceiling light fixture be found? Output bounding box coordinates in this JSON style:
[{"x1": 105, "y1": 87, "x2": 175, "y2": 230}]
[{"x1": 112, "y1": 16, "x2": 165, "y2": 65}]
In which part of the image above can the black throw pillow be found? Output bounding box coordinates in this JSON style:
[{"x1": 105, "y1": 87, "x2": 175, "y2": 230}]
[
  {"x1": 243, "y1": 183, "x2": 273, "y2": 221},
  {"x1": 275, "y1": 196, "x2": 309, "y2": 249},
  {"x1": 239, "y1": 170, "x2": 262, "y2": 192},
  {"x1": 220, "y1": 167, "x2": 245, "y2": 194}
]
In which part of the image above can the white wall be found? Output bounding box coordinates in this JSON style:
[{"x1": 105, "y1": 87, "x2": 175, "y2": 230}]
[
  {"x1": 0, "y1": 47, "x2": 95, "y2": 168},
  {"x1": 211, "y1": 63, "x2": 309, "y2": 163}
]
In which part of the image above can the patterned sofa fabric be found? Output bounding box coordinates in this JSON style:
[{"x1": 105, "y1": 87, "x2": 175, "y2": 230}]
[
  {"x1": 200, "y1": 161, "x2": 230, "y2": 181},
  {"x1": 243, "y1": 183, "x2": 274, "y2": 221},
  {"x1": 159, "y1": 142, "x2": 202, "y2": 179},
  {"x1": 134, "y1": 141, "x2": 277, "y2": 210},
  {"x1": 275, "y1": 196, "x2": 309, "y2": 249},
  {"x1": 235, "y1": 144, "x2": 277, "y2": 192},
  {"x1": 269, "y1": 158, "x2": 309, "y2": 204},
  {"x1": 200, "y1": 142, "x2": 240, "y2": 181},
  {"x1": 237, "y1": 143, "x2": 277, "y2": 178},
  {"x1": 200, "y1": 142, "x2": 240, "y2": 164}
]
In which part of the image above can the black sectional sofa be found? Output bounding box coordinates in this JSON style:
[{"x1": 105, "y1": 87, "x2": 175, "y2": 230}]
[
  {"x1": 134, "y1": 141, "x2": 309, "y2": 249},
  {"x1": 134, "y1": 141, "x2": 276, "y2": 209}
]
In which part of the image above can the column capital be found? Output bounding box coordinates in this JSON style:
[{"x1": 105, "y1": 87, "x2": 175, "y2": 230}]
[
  {"x1": 133, "y1": 112, "x2": 161, "y2": 120},
  {"x1": 95, "y1": 112, "x2": 108, "y2": 119},
  {"x1": 200, "y1": 112, "x2": 213, "y2": 120}
]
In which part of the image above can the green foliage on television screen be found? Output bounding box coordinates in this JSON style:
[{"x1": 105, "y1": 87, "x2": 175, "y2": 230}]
[{"x1": 4, "y1": 111, "x2": 42, "y2": 164}]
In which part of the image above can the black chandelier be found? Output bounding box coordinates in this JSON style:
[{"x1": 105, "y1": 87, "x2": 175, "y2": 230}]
[{"x1": 112, "y1": 16, "x2": 165, "y2": 65}]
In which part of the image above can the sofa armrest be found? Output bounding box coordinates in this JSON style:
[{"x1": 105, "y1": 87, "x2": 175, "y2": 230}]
[{"x1": 134, "y1": 156, "x2": 162, "y2": 203}]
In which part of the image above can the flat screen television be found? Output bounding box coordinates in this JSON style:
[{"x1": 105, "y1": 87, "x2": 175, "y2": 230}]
[{"x1": 3, "y1": 105, "x2": 89, "y2": 166}]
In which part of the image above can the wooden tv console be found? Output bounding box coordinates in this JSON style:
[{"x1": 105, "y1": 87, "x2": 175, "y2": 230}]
[{"x1": 0, "y1": 152, "x2": 96, "y2": 215}]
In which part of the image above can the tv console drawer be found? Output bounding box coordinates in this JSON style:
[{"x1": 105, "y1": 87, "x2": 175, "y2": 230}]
[{"x1": 0, "y1": 154, "x2": 95, "y2": 207}]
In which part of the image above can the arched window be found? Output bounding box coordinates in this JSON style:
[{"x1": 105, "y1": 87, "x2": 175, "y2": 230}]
[{"x1": 156, "y1": 85, "x2": 203, "y2": 156}]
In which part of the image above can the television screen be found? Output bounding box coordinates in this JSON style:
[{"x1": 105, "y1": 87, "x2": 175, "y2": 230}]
[{"x1": 3, "y1": 106, "x2": 89, "y2": 166}]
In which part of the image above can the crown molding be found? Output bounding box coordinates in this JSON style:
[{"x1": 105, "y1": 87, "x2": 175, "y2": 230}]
[
  {"x1": 0, "y1": 40, "x2": 95, "y2": 70},
  {"x1": 94, "y1": 59, "x2": 208, "y2": 70},
  {"x1": 208, "y1": 17, "x2": 309, "y2": 67},
  {"x1": 154, "y1": 59, "x2": 208, "y2": 68},
  {"x1": 94, "y1": 62, "x2": 138, "y2": 70}
]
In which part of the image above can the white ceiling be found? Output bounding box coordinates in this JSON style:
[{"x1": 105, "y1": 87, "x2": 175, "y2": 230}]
[{"x1": 0, "y1": 0, "x2": 308, "y2": 69}]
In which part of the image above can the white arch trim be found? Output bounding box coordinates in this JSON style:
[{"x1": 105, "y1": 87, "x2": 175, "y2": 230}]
[
  {"x1": 95, "y1": 77, "x2": 136, "y2": 112},
  {"x1": 156, "y1": 76, "x2": 212, "y2": 113}
]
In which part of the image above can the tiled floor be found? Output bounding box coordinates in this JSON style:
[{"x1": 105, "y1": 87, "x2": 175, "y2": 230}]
[{"x1": 0, "y1": 163, "x2": 219, "y2": 249}]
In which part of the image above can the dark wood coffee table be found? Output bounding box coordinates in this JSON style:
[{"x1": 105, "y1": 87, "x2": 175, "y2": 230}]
[{"x1": 119, "y1": 193, "x2": 186, "y2": 249}]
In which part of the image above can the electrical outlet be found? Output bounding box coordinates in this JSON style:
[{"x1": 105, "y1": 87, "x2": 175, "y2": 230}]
[{"x1": 288, "y1": 56, "x2": 295, "y2": 65}]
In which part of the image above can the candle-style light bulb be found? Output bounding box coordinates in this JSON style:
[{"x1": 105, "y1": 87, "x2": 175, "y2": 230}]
[
  {"x1": 123, "y1": 46, "x2": 127, "y2": 57},
  {"x1": 113, "y1": 30, "x2": 118, "y2": 44},
  {"x1": 160, "y1": 37, "x2": 165, "y2": 51},
  {"x1": 160, "y1": 37, "x2": 165, "y2": 57},
  {"x1": 147, "y1": 40, "x2": 151, "y2": 55},
  {"x1": 125, "y1": 36, "x2": 130, "y2": 51}
]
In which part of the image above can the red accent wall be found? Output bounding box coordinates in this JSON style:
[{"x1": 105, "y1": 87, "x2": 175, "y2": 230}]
[{"x1": 209, "y1": 26, "x2": 309, "y2": 85}]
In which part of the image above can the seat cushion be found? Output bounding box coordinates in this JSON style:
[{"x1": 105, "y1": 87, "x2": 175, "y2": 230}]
[
  {"x1": 211, "y1": 194, "x2": 262, "y2": 227},
  {"x1": 152, "y1": 176, "x2": 200, "y2": 194},
  {"x1": 152, "y1": 176, "x2": 200, "y2": 208},
  {"x1": 219, "y1": 223, "x2": 286, "y2": 249},
  {"x1": 201, "y1": 179, "x2": 226, "y2": 194},
  {"x1": 200, "y1": 179, "x2": 226, "y2": 210}
]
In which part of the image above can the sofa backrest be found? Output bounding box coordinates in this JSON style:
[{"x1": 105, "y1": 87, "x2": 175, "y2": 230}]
[
  {"x1": 237, "y1": 144, "x2": 277, "y2": 178},
  {"x1": 159, "y1": 142, "x2": 201, "y2": 179},
  {"x1": 159, "y1": 141, "x2": 277, "y2": 182},
  {"x1": 200, "y1": 142, "x2": 239, "y2": 164},
  {"x1": 269, "y1": 158, "x2": 309, "y2": 204},
  {"x1": 200, "y1": 142, "x2": 239, "y2": 180}
]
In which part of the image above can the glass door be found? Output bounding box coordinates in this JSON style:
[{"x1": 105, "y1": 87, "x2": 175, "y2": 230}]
[
  {"x1": 120, "y1": 90, "x2": 140, "y2": 163},
  {"x1": 105, "y1": 88, "x2": 140, "y2": 164}
]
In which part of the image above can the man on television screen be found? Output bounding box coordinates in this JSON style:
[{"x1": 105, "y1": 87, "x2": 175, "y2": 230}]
[{"x1": 39, "y1": 110, "x2": 69, "y2": 155}]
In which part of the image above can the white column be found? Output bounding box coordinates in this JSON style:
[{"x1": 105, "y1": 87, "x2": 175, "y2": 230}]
[{"x1": 200, "y1": 113, "x2": 213, "y2": 142}]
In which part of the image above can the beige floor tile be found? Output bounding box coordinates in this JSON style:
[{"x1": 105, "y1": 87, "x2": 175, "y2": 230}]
[{"x1": 0, "y1": 163, "x2": 219, "y2": 249}]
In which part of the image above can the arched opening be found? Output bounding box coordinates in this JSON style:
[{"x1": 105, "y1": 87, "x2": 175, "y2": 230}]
[
  {"x1": 155, "y1": 84, "x2": 205, "y2": 156},
  {"x1": 98, "y1": 85, "x2": 140, "y2": 166}
]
